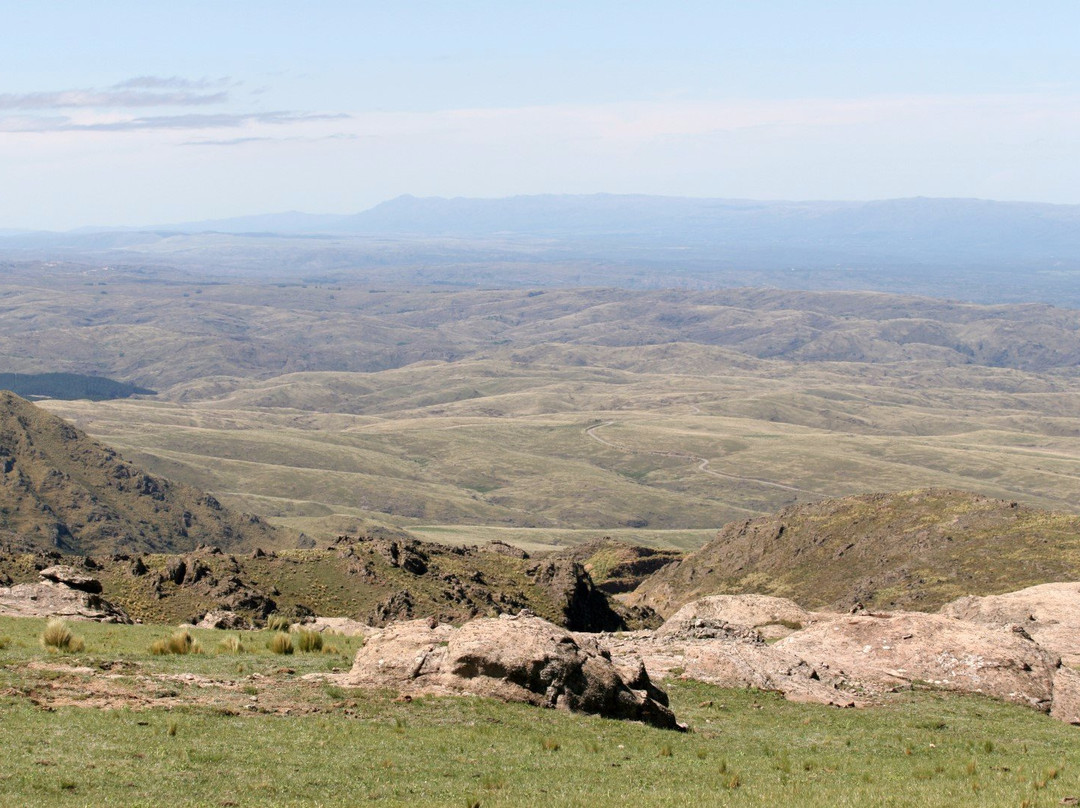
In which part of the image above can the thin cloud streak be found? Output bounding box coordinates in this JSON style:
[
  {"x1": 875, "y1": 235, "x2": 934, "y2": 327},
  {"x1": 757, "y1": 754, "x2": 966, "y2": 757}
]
[
  {"x1": 0, "y1": 111, "x2": 350, "y2": 133},
  {"x1": 0, "y1": 89, "x2": 229, "y2": 110},
  {"x1": 182, "y1": 132, "x2": 360, "y2": 146},
  {"x1": 112, "y1": 76, "x2": 233, "y2": 90}
]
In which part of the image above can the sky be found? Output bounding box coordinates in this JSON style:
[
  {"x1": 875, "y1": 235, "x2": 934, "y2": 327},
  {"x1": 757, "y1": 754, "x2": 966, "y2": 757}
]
[{"x1": 2, "y1": 1, "x2": 1079, "y2": 230}]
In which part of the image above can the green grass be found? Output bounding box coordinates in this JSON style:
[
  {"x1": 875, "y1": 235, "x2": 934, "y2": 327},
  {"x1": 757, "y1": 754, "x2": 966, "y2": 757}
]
[{"x1": 1, "y1": 614, "x2": 1079, "y2": 806}]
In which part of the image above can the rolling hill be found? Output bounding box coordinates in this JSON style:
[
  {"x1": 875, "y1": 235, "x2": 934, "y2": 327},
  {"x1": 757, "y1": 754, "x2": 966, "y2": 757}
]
[{"x1": 627, "y1": 489, "x2": 1080, "y2": 616}]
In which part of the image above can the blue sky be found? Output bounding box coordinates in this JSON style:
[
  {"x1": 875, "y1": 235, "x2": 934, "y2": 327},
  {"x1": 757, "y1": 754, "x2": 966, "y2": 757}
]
[{"x1": 2, "y1": 1, "x2": 1079, "y2": 229}]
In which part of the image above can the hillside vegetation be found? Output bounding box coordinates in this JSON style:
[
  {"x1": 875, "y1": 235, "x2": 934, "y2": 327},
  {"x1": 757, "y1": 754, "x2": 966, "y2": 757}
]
[
  {"x1": 629, "y1": 489, "x2": 1080, "y2": 616},
  {"x1": 0, "y1": 392, "x2": 284, "y2": 555},
  {"x1": 0, "y1": 533, "x2": 643, "y2": 630}
]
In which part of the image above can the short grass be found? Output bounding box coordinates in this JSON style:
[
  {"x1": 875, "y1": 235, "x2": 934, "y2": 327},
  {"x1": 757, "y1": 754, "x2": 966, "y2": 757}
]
[{"x1": 1, "y1": 615, "x2": 1079, "y2": 806}]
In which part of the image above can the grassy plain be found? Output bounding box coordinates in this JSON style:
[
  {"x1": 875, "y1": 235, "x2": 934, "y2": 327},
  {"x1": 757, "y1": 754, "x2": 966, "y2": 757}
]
[{"x1": 1, "y1": 615, "x2": 1078, "y2": 807}]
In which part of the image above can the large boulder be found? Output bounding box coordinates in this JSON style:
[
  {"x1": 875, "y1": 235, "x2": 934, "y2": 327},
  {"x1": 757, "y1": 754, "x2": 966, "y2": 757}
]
[
  {"x1": 38, "y1": 565, "x2": 103, "y2": 594},
  {"x1": 777, "y1": 612, "x2": 1059, "y2": 711},
  {"x1": 0, "y1": 581, "x2": 131, "y2": 623},
  {"x1": 941, "y1": 582, "x2": 1080, "y2": 666},
  {"x1": 342, "y1": 613, "x2": 682, "y2": 729},
  {"x1": 656, "y1": 594, "x2": 819, "y2": 642}
]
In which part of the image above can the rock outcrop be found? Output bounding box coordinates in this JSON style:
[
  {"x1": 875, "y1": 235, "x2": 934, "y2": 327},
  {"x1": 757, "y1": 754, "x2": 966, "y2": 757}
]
[
  {"x1": 0, "y1": 566, "x2": 131, "y2": 623},
  {"x1": 777, "y1": 612, "x2": 1059, "y2": 711},
  {"x1": 342, "y1": 612, "x2": 682, "y2": 729},
  {"x1": 38, "y1": 564, "x2": 103, "y2": 594},
  {"x1": 595, "y1": 630, "x2": 857, "y2": 708},
  {"x1": 941, "y1": 582, "x2": 1080, "y2": 666},
  {"x1": 655, "y1": 594, "x2": 819, "y2": 642}
]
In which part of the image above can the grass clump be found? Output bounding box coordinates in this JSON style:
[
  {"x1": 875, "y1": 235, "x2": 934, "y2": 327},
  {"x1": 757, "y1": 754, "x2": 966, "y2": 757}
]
[
  {"x1": 40, "y1": 619, "x2": 85, "y2": 653},
  {"x1": 296, "y1": 628, "x2": 323, "y2": 653},
  {"x1": 0, "y1": 635, "x2": 10, "y2": 650},
  {"x1": 150, "y1": 628, "x2": 201, "y2": 655},
  {"x1": 265, "y1": 614, "x2": 292, "y2": 632},
  {"x1": 217, "y1": 635, "x2": 245, "y2": 654},
  {"x1": 269, "y1": 632, "x2": 294, "y2": 655}
]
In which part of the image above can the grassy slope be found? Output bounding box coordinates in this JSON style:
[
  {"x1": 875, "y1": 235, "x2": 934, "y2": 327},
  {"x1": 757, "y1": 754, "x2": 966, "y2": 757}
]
[
  {"x1": 1, "y1": 615, "x2": 1078, "y2": 807},
  {"x1": 630, "y1": 489, "x2": 1080, "y2": 616},
  {"x1": 0, "y1": 392, "x2": 287, "y2": 555}
]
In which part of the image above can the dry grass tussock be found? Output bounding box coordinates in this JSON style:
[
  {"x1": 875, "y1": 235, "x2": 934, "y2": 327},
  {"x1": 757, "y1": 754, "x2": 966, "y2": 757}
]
[
  {"x1": 40, "y1": 619, "x2": 84, "y2": 653},
  {"x1": 269, "y1": 632, "x2": 294, "y2": 654},
  {"x1": 150, "y1": 628, "x2": 202, "y2": 655}
]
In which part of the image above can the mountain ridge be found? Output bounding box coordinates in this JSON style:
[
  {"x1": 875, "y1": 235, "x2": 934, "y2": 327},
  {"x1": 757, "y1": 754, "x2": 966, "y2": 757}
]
[{"x1": 0, "y1": 391, "x2": 286, "y2": 555}]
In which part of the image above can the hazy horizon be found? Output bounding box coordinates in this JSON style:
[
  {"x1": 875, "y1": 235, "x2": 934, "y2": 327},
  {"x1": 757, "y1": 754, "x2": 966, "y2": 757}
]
[
  {"x1": 4, "y1": 2, "x2": 1080, "y2": 230},
  {"x1": 5, "y1": 191, "x2": 1080, "y2": 235}
]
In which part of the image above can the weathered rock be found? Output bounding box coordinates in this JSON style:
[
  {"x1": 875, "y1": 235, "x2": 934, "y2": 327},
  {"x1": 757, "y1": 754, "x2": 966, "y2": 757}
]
[
  {"x1": 0, "y1": 581, "x2": 131, "y2": 623},
  {"x1": 196, "y1": 610, "x2": 251, "y2": 630},
  {"x1": 655, "y1": 594, "x2": 820, "y2": 642},
  {"x1": 38, "y1": 565, "x2": 102, "y2": 594},
  {"x1": 525, "y1": 557, "x2": 622, "y2": 632},
  {"x1": 941, "y1": 582, "x2": 1080, "y2": 666},
  {"x1": 485, "y1": 541, "x2": 529, "y2": 559},
  {"x1": 1051, "y1": 666, "x2": 1080, "y2": 725},
  {"x1": 164, "y1": 558, "x2": 186, "y2": 585},
  {"x1": 342, "y1": 613, "x2": 682, "y2": 729},
  {"x1": 301, "y1": 616, "x2": 370, "y2": 637},
  {"x1": 595, "y1": 630, "x2": 858, "y2": 708},
  {"x1": 777, "y1": 612, "x2": 1058, "y2": 710}
]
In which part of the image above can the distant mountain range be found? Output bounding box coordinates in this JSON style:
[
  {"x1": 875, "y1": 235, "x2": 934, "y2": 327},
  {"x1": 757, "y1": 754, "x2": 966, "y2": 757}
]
[
  {"x1": 3, "y1": 194, "x2": 1080, "y2": 305},
  {"x1": 32, "y1": 194, "x2": 1080, "y2": 265}
]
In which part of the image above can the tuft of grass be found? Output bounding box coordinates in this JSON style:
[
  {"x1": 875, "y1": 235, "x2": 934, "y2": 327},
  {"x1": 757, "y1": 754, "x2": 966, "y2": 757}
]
[
  {"x1": 217, "y1": 635, "x2": 245, "y2": 654},
  {"x1": 265, "y1": 614, "x2": 292, "y2": 632},
  {"x1": 296, "y1": 629, "x2": 323, "y2": 653},
  {"x1": 541, "y1": 737, "x2": 560, "y2": 752},
  {"x1": 167, "y1": 721, "x2": 177, "y2": 737},
  {"x1": 0, "y1": 635, "x2": 10, "y2": 650},
  {"x1": 659, "y1": 744, "x2": 673, "y2": 758},
  {"x1": 151, "y1": 628, "x2": 201, "y2": 655},
  {"x1": 269, "y1": 632, "x2": 293, "y2": 655},
  {"x1": 40, "y1": 620, "x2": 85, "y2": 653}
]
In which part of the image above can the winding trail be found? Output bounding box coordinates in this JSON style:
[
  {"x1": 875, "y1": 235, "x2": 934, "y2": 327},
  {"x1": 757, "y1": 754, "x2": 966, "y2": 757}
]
[{"x1": 584, "y1": 421, "x2": 815, "y2": 495}]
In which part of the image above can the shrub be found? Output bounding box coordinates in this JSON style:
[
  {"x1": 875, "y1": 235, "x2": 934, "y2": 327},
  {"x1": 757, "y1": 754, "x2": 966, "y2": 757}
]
[
  {"x1": 296, "y1": 629, "x2": 323, "y2": 653},
  {"x1": 41, "y1": 619, "x2": 85, "y2": 653},
  {"x1": 269, "y1": 632, "x2": 293, "y2": 655}
]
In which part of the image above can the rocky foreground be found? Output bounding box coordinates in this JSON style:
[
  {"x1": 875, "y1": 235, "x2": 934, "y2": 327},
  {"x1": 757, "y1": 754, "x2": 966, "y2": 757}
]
[
  {"x1": 339, "y1": 584, "x2": 1080, "y2": 728},
  {"x1": 6, "y1": 561, "x2": 1080, "y2": 729}
]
